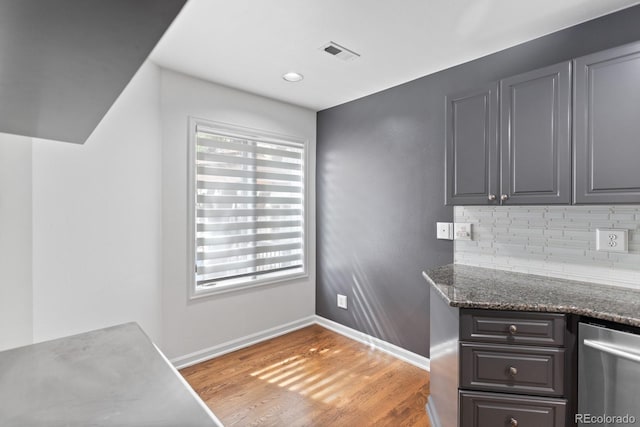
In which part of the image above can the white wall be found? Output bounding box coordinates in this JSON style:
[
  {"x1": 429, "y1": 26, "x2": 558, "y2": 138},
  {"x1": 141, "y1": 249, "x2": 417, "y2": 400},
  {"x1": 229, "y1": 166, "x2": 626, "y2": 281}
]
[
  {"x1": 160, "y1": 69, "x2": 316, "y2": 360},
  {"x1": 0, "y1": 133, "x2": 33, "y2": 351},
  {"x1": 31, "y1": 62, "x2": 164, "y2": 344},
  {"x1": 1, "y1": 63, "x2": 315, "y2": 358},
  {"x1": 455, "y1": 205, "x2": 640, "y2": 289}
]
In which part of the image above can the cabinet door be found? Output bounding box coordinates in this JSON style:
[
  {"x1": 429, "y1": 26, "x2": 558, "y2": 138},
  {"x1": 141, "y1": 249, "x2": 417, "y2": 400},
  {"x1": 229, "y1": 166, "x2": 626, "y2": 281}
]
[
  {"x1": 460, "y1": 391, "x2": 567, "y2": 427},
  {"x1": 574, "y1": 41, "x2": 640, "y2": 204},
  {"x1": 445, "y1": 84, "x2": 499, "y2": 205},
  {"x1": 500, "y1": 62, "x2": 571, "y2": 205},
  {"x1": 460, "y1": 342, "x2": 565, "y2": 396},
  {"x1": 460, "y1": 309, "x2": 566, "y2": 347}
]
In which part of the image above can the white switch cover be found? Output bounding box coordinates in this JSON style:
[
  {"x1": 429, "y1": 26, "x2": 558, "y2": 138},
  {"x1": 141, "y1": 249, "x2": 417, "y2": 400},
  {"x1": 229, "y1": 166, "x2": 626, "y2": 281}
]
[
  {"x1": 596, "y1": 229, "x2": 628, "y2": 252},
  {"x1": 436, "y1": 222, "x2": 453, "y2": 240},
  {"x1": 337, "y1": 294, "x2": 348, "y2": 309},
  {"x1": 454, "y1": 223, "x2": 473, "y2": 240}
]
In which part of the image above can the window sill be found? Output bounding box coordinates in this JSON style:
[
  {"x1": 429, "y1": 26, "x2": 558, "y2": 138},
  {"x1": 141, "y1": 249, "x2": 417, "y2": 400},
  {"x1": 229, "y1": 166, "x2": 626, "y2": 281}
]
[{"x1": 188, "y1": 270, "x2": 309, "y2": 300}]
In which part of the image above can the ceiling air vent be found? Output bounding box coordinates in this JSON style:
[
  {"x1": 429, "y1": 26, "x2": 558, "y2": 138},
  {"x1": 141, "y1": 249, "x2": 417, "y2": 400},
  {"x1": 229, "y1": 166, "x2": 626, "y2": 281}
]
[{"x1": 320, "y1": 41, "x2": 360, "y2": 61}]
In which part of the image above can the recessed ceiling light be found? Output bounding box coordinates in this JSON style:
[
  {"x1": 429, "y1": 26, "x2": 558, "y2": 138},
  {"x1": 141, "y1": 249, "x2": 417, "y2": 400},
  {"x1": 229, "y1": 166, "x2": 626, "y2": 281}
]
[{"x1": 282, "y1": 72, "x2": 304, "y2": 82}]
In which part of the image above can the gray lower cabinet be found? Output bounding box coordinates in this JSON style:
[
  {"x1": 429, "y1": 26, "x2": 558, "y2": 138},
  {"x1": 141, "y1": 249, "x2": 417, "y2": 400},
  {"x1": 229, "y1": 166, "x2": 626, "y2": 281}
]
[
  {"x1": 460, "y1": 309, "x2": 566, "y2": 346},
  {"x1": 460, "y1": 343, "x2": 565, "y2": 396},
  {"x1": 573, "y1": 41, "x2": 640, "y2": 204},
  {"x1": 458, "y1": 309, "x2": 573, "y2": 427},
  {"x1": 500, "y1": 61, "x2": 571, "y2": 204},
  {"x1": 460, "y1": 391, "x2": 567, "y2": 427},
  {"x1": 445, "y1": 84, "x2": 499, "y2": 205}
]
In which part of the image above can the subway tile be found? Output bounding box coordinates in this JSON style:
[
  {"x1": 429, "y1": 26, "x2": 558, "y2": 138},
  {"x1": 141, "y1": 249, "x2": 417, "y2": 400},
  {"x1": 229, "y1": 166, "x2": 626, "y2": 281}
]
[
  {"x1": 512, "y1": 211, "x2": 546, "y2": 219},
  {"x1": 608, "y1": 252, "x2": 640, "y2": 267},
  {"x1": 611, "y1": 205, "x2": 640, "y2": 212},
  {"x1": 610, "y1": 213, "x2": 636, "y2": 221},
  {"x1": 500, "y1": 236, "x2": 530, "y2": 245},
  {"x1": 567, "y1": 212, "x2": 610, "y2": 220},
  {"x1": 526, "y1": 219, "x2": 548, "y2": 228},
  {"x1": 587, "y1": 220, "x2": 617, "y2": 229},
  {"x1": 546, "y1": 238, "x2": 590, "y2": 249},
  {"x1": 544, "y1": 212, "x2": 565, "y2": 219},
  {"x1": 509, "y1": 218, "x2": 531, "y2": 226},
  {"x1": 542, "y1": 229, "x2": 565, "y2": 238},
  {"x1": 563, "y1": 229, "x2": 593, "y2": 240},
  {"x1": 585, "y1": 250, "x2": 610, "y2": 261},
  {"x1": 544, "y1": 246, "x2": 586, "y2": 256},
  {"x1": 456, "y1": 205, "x2": 640, "y2": 288},
  {"x1": 476, "y1": 241, "x2": 494, "y2": 250},
  {"x1": 509, "y1": 227, "x2": 545, "y2": 236},
  {"x1": 612, "y1": 222, "x2": 640, "y2": 230}
]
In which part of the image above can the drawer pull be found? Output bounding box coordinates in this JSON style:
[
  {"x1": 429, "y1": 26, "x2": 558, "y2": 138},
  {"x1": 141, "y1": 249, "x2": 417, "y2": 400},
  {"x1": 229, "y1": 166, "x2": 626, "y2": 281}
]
[
  {"x1": 508, "y1": 324, "x2": 517, "y2": 335},
  {"x1": 509, "y1": 417, "x2": 519, "y2": 427},
  {"x1": 508, "y1": 366, "x2": 518, "y2": 377}
]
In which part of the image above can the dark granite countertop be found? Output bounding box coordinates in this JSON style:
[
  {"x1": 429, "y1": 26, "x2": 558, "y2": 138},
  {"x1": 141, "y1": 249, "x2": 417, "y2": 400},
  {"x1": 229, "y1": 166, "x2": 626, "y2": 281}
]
[{"x1": 423, "y1": 264, "x2": 640, "y2": 328}]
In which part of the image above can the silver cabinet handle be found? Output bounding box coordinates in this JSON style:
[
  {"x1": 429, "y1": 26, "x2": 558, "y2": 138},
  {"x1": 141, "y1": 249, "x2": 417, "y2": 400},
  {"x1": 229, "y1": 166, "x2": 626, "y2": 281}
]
[
  {"x1": 488, "y1": 194, "x2": 496, "y2": 201},
  {"x1": 583, "y1": 339, "x2": 640, "y2": 363},
  {"x1": 500, "y1": 194, "x2": 509, "y2": 201},
  {"x1": 509, "y1": 324, "x2": 517, "y2": 335},
  {"x1": 510, "y1": 418, "x2": 519, "y2": 427},
  {"x1": 508, "y1": 366, "x2": 518, "y2": 376}
]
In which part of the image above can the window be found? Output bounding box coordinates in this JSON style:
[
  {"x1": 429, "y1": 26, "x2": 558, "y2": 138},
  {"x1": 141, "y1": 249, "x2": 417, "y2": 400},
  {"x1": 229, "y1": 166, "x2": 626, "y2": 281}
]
[{"x1": 188, "y1": 119, "x2": 306, "y2": 297}]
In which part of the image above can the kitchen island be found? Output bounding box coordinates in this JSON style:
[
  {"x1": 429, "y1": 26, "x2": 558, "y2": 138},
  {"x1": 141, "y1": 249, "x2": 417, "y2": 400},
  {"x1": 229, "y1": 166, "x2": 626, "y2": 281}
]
[
  {"x1": 0, "y1": 323, "x2": 223, "y2": 427},
  {"x1": 423, "y1": 264, "x2": 640, "y2": 427}
]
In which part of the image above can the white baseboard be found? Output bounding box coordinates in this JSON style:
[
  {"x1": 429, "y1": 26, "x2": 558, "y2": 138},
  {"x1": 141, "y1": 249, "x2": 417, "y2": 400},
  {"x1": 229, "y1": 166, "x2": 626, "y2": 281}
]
[
  {"x1": 171, "y1": 316, "x2": 315, "y2": 369},
  {"x1": 314, "y1": 315, "x2": 430, "y2": 371},
  {"x1": 170, "y1": 315, "x2": 430, "y2": 372}
]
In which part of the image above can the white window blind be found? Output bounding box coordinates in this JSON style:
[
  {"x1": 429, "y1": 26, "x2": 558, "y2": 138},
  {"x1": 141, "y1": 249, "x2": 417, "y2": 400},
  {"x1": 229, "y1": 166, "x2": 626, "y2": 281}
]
[{"x1": 193, "y1": 123, "x2": 305, "y2": 292}]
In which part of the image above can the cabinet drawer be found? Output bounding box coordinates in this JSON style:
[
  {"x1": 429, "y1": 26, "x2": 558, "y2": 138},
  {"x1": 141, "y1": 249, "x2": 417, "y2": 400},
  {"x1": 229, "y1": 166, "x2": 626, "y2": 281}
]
[
  {"x1": 461, "y1": 309, "x2": 566, "y2": 346},
  {"x1": 460, "y1": 391, "x2": 567, "y2": 427},
  {"x1": 460, "y1": 343, "x2": 565, "y2": 396}
]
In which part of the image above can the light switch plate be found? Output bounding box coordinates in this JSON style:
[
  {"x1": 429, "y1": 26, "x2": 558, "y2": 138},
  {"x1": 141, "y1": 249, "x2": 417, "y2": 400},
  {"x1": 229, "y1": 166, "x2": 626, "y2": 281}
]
[
  {"x1": 454, "y1": 223, "x2": 473, "y2": 240},
  {"x1": 596, "y1": 229, "x2": 628, "y2": 252},
  {"x1": 436, "y1": 222, "x2": 453, "y2": 240}
]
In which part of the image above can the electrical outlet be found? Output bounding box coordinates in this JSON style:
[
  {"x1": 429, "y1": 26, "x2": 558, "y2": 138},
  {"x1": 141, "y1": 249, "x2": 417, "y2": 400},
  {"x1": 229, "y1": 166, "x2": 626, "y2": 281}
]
[
  {"x1": 337, "y1": 294, "x2": 348, "y2": 309},
  {"x1": 437, "y1": 222, "x2": 453, "y2": 240},
  {"x1": 454, "y1": 223, "x2": 473, "y2": 240},
  {"x1": 596, "y1": 229, "x2": 628, "y2": 252}
]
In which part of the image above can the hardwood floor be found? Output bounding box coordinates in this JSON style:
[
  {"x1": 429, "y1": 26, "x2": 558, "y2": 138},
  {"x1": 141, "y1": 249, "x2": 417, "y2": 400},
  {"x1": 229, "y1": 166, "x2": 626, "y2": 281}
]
[{"x1": 181, "y1": 325, "x2": 430, "y2": 426}]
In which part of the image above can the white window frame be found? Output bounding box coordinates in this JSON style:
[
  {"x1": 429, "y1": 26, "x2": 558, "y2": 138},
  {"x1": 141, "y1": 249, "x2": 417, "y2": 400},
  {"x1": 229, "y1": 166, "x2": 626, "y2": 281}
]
[{"x1": 187, "y1": 117, "x2": 309, "y2": 299}]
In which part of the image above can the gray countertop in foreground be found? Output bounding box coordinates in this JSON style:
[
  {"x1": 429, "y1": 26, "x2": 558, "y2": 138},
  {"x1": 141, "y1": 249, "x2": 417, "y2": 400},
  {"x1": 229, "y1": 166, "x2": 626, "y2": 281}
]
[
  {"x1": 423, "y1": 264, "x2": 640, "y2": 327},
  {"x1": 0, "y1": 323, "x2": 223, "y2": 427}
]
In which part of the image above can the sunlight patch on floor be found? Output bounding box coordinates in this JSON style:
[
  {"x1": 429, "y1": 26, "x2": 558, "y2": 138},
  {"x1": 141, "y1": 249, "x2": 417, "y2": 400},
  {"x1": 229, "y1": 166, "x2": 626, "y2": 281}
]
[
  {"x1": 250, "y1": 355, "x2": 299, "y2": 377},
  {"x1": 267, "y1": 365, "x2": 306, "y2": 383},
  {"x1": 249, "y1": 343, "x2": 386, "y2": 405}
]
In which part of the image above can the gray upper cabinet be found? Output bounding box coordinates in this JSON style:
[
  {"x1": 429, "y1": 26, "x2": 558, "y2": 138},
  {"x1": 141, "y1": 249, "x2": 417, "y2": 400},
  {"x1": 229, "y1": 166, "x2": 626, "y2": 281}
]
[
  {"x1": 445, "y1": 84, "x2": 499, "y2": 205},
  {"x1": 447, "y1": 41, "x2": 640, "y2": 206},
  {"x1": 500, "y1": 62, "x2": 572, "y2": 204},
  {"x1": 574, "y1": 41, "x2": 640, "y2": 204}
]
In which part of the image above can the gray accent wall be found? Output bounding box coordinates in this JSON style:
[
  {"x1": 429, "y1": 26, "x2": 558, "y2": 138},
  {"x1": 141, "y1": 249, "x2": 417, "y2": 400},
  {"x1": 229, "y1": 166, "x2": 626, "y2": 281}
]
[
  {"x1": 316, "y1": 80, "x2": 453, "y2": 357},
  {"x1": 316, "y1": 4, "x2": 640, "y2": 358}
]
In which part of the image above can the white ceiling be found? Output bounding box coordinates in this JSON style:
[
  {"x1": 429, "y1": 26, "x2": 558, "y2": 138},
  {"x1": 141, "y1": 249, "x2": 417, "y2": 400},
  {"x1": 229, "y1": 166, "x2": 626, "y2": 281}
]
[{"x1": 151, "y1": 0, "x2": 640, "y2": 112}]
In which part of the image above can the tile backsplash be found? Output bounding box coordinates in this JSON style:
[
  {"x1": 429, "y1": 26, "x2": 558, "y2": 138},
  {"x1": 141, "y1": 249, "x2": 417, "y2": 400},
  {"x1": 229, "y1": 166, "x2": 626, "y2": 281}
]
[{"x1": 454, "y1": 205, "x2": 640, "y2": 290}]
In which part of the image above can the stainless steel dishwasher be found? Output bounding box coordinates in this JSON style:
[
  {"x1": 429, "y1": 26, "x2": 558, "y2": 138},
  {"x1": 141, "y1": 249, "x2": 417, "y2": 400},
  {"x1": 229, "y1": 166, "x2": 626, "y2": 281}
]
[{"x1": 578, "y1": 323, "x2": 640, "y2": 426}]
